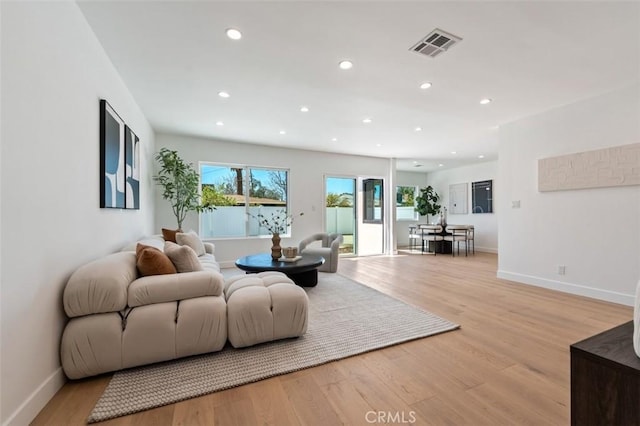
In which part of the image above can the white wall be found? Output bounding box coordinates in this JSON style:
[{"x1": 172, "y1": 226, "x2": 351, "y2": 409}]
[
  {"x1": 425, "y1": 161, "x2": 499, "y2": 253},
  {"x1": 0, "y1": 3, "x2": 155, "y2": 424},
  {"x1": 498, "y1": 85, "x2": 640, "y2": 306},
  {"x1": 155, "y1": 133, "x2": 391, "y2": 265}
]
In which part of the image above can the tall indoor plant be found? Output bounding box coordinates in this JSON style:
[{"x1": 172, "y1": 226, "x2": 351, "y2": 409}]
[
  {"x1": 415, "y1": 185, "x2": 441, "y2": 224},
  {"x1": 153, "y1": 148, "x2": 212, "y2": 230}
]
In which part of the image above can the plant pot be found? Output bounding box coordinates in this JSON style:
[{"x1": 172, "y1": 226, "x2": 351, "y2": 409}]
[{"x1": 271, "y1": 233, "x2": 282, "y2": 261}]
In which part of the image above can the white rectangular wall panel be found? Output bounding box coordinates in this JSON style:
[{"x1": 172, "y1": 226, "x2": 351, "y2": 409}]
[
  {"x1": 538, "y1": 143, "x2": 640, "y2": 192},
  {"x1": 449, "y1": 182, "x2": 468, "y2": 214}
]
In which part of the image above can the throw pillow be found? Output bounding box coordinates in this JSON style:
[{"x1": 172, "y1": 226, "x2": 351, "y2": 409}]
[
  {"x1": 135, "y1": 243, "x2": 177, "y2": 276},
  {"x1": 164, "y1": 241, "x2": 203, "y2": 273},
  {"x1": 162, "y1": 228, "x2": 179, "y2": 243},
  {"x1": 176, "y1": 231, "x2": 206, "y2": 256}
]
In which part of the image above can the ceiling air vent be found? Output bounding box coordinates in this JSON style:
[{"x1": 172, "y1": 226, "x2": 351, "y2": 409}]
[{"x1": 410, "y1": 28, "x2": 462, "y2": 58}]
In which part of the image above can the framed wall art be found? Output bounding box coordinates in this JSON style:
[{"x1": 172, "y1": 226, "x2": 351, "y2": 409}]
[
  {"x1": 100, "y1": 99, "x2": 125, "y2": 208},
  {"x1": 449, "y1": 182, "x2": 468, "y2": 214},
  {"x1": 472, "y1": 180, "x2": 493, "y2": 214},
  {"x1": 125, "y1": 125, "x2": 140, "y2": 209}
]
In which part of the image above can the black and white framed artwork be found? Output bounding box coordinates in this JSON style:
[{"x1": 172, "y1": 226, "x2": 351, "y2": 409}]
[
  {"x1": 125, "y1": 125, "x2": 140, "y2": 209},
  {"x1": 100, "y1": 99, "x2": 125, "y2": 208},
  {"x1": 472, "y1": 180, "x2": 493, "y2": 214}
]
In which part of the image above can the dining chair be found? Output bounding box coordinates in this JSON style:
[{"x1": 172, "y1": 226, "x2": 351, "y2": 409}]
[
  {"x1": 420, "y1": 225, "x2": 444, "y2": 255},
  {"x1": 466, "y1": 225, "x2": 475, "y2": 255},
  {"x1": 408, "y1": 225, "x2": 422, "y2": 251},
  {"x1": 444, "y1": 225, "x2": 469, "y2": 257}
]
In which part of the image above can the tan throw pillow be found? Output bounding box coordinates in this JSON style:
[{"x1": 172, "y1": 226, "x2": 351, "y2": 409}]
[
  {"x1": 162, "y1": 228, "x2": 179, "y2": 243},
  {"x1": 176, "y1": 231, "x2": 206, "y2": 256},
  {"x1": 164, "y1": 241, "x2": 203, "y2": 273},
  {"x1": 135, "y1": 243, "x2": 177, "y2": 276}
]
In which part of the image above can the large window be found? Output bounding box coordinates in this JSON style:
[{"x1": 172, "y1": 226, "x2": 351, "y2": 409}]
[
  {"x1": 396, "y1": 185, "x2": 418, "y2": 221},
  {"x1": 200, "y1": 163, "x2": 289, "y2": 238}
]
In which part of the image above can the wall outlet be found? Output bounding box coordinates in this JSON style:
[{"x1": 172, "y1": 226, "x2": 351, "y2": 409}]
[{"x1": 558, "y1": 265, "x2": 566, "y2": 275}]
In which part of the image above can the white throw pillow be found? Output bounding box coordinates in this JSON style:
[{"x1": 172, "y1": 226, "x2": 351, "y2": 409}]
[
  {"x1": 176, "y1": 231, "x2": 206, "y2": 257},
  {"x1": 164, "y1": 241, "x2": 203, "y2": 273},
  {"x1": 634, "y1": 279, "x2": 640, "y2": 358}
]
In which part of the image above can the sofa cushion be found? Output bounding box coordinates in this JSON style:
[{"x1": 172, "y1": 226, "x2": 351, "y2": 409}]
[
  {"x1": 136, "y1": 244, "x2": 177, "y2": 276},
  {"x1": 162, "y1": 228, "x2": 179, "y2": 243},
  {"x1": 128, "y1": 270, "x2": 224, "y2": 307},
  {"x1": 176, "y1": 231, "x2": 206, "y2": 256},
  {"x1": 225, "y1": 272, "x2": 308, "y2": 348},
  {"x1": 64, "y1": 252, "x2": 136, "y2": 317},
  {"x1": 164, "y1": 241, "x2": 203, "y2": 273}
]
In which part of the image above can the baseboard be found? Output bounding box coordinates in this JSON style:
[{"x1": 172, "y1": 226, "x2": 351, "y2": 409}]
[
  {"x1": 476, "y1": 246, "x2": 497, "y2": 254},
  {"x1": 2, "y1": 367, "x2": 66, "y2": 426},
  {"x1": 497, "y1": 270, "x2": 634, "y2": 306}
]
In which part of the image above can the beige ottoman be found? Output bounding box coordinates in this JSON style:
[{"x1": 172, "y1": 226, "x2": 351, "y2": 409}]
[{"x1": 224, "y1": 272, "x2": 309, "y2": 348}]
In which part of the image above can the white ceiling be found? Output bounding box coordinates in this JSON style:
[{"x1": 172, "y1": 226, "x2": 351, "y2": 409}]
[{"x1": 78, "y1": 1, "x2": 640, "y2": 171}]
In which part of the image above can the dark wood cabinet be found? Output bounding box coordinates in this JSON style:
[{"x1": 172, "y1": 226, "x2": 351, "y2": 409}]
[{"x1": 570, "y1": 321, "x2": 640, "y2": 426}]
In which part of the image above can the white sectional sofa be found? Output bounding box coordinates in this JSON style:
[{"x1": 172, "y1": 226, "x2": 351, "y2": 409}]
[{"x1": 60, "y1": 236, "x2": 227, "y2": 379}]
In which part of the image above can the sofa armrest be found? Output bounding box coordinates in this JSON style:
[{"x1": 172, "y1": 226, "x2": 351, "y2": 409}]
[
  {"x1": 203, "y1": 242, "x2": 215, "y2": 255},
  {"x1": 64, "y1": 252, "x2": 136, "y2": 317},
  {"x1": 299, "y1": 233, "x2": 323, "y2": 252},
  {"x1": 128, "y1": 270, "x2": 224, "y2": 308},
  {"x1": 329, "y1": 234, "x2": 343, "y2": 250}
]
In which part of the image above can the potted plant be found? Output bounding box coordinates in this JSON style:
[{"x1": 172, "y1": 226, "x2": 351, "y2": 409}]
[
  {"x1": 415, "y1": 185, "x2": 441, "y2": 224},
  {"x1": 153, "y1": 148, "x2": 213, "y2": 230}
]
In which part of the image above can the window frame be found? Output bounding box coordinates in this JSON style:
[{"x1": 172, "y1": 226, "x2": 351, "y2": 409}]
[
  {"x1": 199, "y1": 162, "x2": 291, "y2": 239},
  {"x1": 363, "y1": 178, "x2": 383, "y2": 224}
]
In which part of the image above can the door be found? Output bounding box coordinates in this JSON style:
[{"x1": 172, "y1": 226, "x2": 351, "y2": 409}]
[
  {"x1": 358, "y1": 178, "x2": 384, "y2": 256},
  {"x1": 325, "y1": 176, "x2": 356, "y2": 255}
]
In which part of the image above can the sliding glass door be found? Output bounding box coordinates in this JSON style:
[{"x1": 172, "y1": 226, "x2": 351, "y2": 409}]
[{"x1": 325, "y1": 177, "x2": 356, "y2": 255}]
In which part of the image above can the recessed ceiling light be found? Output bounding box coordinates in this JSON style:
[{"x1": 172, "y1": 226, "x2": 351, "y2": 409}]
[
  {"x1": 279, "y1": 130, "x2": 286, "y2": 135},
  {"x1": 413, "y1": 160, "x2": 418, "y2": 164},
  {"x1": 339, "y1": 60, "x2": 353, "y2": 70},
  {"x1": 438, "y1": 163, "x2": 444, "y2": 167},
  {"x1": 216, "y1": 121, "x2": 224, "y2": 126},
  {"x1": 225, "y1": 28, "x2": 242, "y2": 40},
  {"x1": 480, "y1": 98, "x2": 492, "y2": 105},
  {"x1": 362, "y1": 118, "x2": 372, "y2": 124},
  {"x1": 376, "y1": 143, "x2": 382, "y2": 147},
  {"x1": 451, "y1": 151, "x2": 457, "y2": 155},
  {"x1": 331, "y1": 138, "x2": 338, "y2": 142},
  {"x1": 300, "y1": 106, "x2": 309, "y2": 112},
  {"x1": 218, "y1": 91, "x2": 230, "y2": 98},
  {"x1": 415, "y1": 127, "x2": 422, "y2": 132},
  {"x1": 420, "y1": 82, "x2": 432, "y2": 90},
  {"x1": 478, "y1": 154, "x2": 485, "y2": 159}
]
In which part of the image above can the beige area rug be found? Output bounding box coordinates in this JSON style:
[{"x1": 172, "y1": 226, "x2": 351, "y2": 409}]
[{"x1": 88, "y1": 273, "x2": 459, "y2": 423}]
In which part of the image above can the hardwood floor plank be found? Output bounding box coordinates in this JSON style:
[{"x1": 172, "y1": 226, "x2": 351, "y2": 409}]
[
  {"x1": 247, "y1": 377, "x2": 301, "y2": 426},
  {"x1": 211, "y1": 398, "x2": 258, "y2": 426},
  {"x1": 32, "y1": 252, "x2": 633, "y2": 425},
  {"x1": 172, "y1": 395, "x2": 216, "y2": 426},
  {"x1": 280, "y1": 373, "x2": 343, "y2": 425}
]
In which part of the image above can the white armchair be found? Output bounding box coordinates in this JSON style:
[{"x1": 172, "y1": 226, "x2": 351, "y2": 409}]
[{"x1": 298, "y1": 233, "x2": 342, "y2": 273}]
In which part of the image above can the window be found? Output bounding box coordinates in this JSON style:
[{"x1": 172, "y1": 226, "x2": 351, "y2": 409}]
[
  {"x1": 363, "y1": 179, "x2": 383, "y2": 223},
  {"x1": 200, "y1": 163, "x2": 289, "y2": 238},
  {"x1": 396, "y1": 185, "x2": 418, "y2": 221}
]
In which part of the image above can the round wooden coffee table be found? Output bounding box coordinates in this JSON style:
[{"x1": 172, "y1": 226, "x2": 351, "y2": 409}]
[{"x1": 235, "y1": 253, "x2": 325, "y2": 287}]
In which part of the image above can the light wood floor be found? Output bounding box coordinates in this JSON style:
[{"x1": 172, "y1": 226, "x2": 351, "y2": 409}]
[{"x1": 33, "y1": 252, "x2": 632, "y2": 425}]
